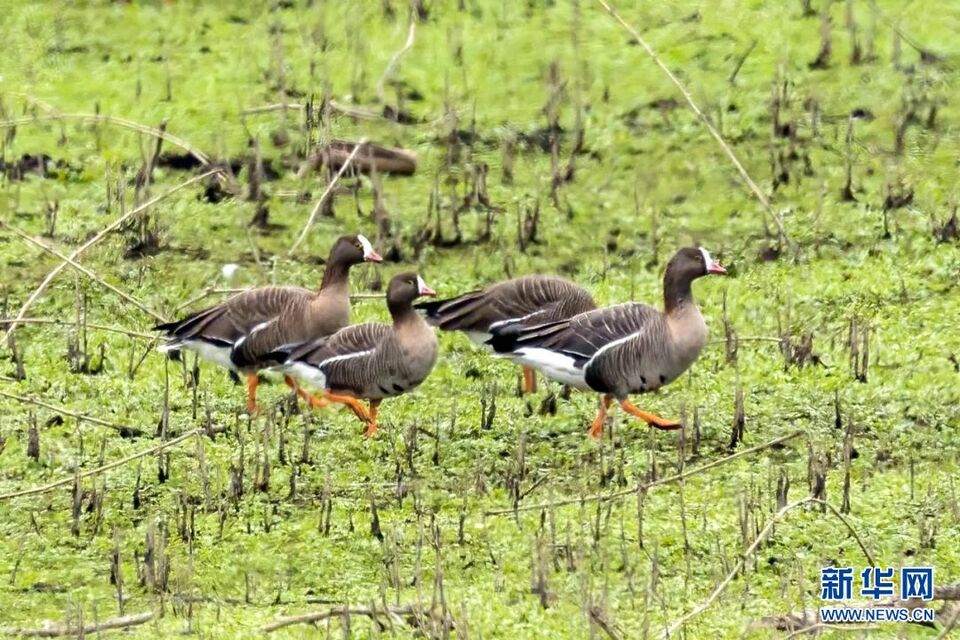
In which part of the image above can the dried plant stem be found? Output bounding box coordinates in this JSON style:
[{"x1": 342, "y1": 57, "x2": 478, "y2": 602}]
[
  {"x1": 485, "y1": 430, "x2": 804, "y2": 515},
  {"x1": 594, "y1": 0, "x2": 794, "y2": 252},
  {"x1": 263, "y1": 604, "x2": 414, "y2": 633},
  {"x1": 2, "y1": 169, "x2": 217, "y2": 339},
  {"x1": 377, "y1": 18, "x2": 418, "y2": 103},
  {"x1": 242, "y1": 100, "x2": 382, "y2": 120},
  {"x1": 288, "y1": 136, "x2": 369, "y2": 255},
  {"x1": 784, "y1": 623, "x2": 879, "y2": 638},
  {"x1": 0, "y1": 429, "x2": 200, "y2": 501},
  {"x1": 0, "y1": 317, "x2": 155, "y2": 340},
  {"x1": 0, "y1": 390, "x2": 144, "y2": 435},
  {"x1": 0, "y1": 612, "x2": 153, "y2": 637},
  {"x1": 936, "y1": 605, "x2": 960, "y2": 640},
  {"x1": 0, "y1": 113, "x2": 212, "y2": 166},
  {"x1": 665, "y1": 496, "x2": 875, "y2": 638},
  {"x1": 0, "y1": 221, "x2": 167, "y2": 324}
]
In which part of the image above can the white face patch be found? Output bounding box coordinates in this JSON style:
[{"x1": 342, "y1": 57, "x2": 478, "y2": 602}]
[
  {"x1": 357, "y1": 234, "x2": 376, "y2": 259},
  {"x1": 698, "y1": 247, "x2": 713, "y2": 272},
  {"x1": 417, "y1": 275, "x2": 428, "y2": 295}
]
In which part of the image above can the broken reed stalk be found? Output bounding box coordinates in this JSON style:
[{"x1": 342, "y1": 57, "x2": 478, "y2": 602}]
[
  {"x1": 484, "y1": 430, "x2": 804, "y2": 516},
  {"x1": 377, "y1": 17, "x2": 417, "y2": 103},
  {"x1": 0, "y1": 168, "x2": 216, "y2": 338},
  {"x1": 0, "y1": 611, "x2": 153, "y2": 637},
  {"x1": 0, "y1": 220, "x2": 168, "y2": 324},
  {"x1": 241, "y1": 100, "x2": 382, "y2": 120},
  {"x1": 0, "y1": 113, "x2": 213, "y2": 167},
  {"x1": 783, "y1": 623, "x2": 879, "y2": 638},
  {"x1": 288, "y1": 136, "x2": 369, "y2": 255},
  {"x1": 263, "y1": 604, "x2": 415, "y2": 633},
  {"x1": 0, "y1": 429, "x2": 200, "y2": 501},
  {"x1": 0, "y1": 390, "x2": 144, "y2": 436},
  {"x1": 594, "y1": 0, "x2": 795, "y2": 253},
  {"x1": 0, "y1": 318, "x2": 156, "y2": 340},
  {"x1": 665, "y1": 496, "x2": 875, "y2": 638}
]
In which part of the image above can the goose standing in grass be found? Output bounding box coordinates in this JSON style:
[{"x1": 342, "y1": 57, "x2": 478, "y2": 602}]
[
  {"x1": 155, "y1": 234, "x2": 382, "y2": 413},
  {"x1": 487, "y1": 247, "x2": 726, "y2": 437},
  {"x1": 275, "y1": 272, "x2": 439, "y2": 437},
  {"x1": 415, "y1": 275, "x2": 595, "y2": 393}
]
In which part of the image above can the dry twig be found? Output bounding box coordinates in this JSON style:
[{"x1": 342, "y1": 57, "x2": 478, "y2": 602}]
[
  {"x1": 0, "y1": 612, "x2": 153, "y2": 637},
  {"x1": 263, "y1": 604, "x2": 415, "y2": 633},
  {"x1": 595, "y1": 0, "x2": 794, "y2": 252},
  {"x1": 1, "y1": 169, "x2": 218, "y2": 339},
  {"x1": 0, "y1": 390, "x2": 145, "y2": 436},
  {"x1": 484, "y1": 430, "x2": 804, "y2": 515},
  {"x1": 377, "y1": 18, "x2": 418, "y2": 103},
  {"x1": 665, "y1": 497, "x2": 875, "y2": 637},
  {"x1": 0, "y1": 221, "x2": 168, "y2": 324},
  {"x1": 0, "y1": 430, "x2": 200, "y2": 501},
  {"x1": 0, "y1": 113, "x2": 212, "y2": 166},
  {"x1": 288, "y1": 136, "x2": 369, "y2": 255}
]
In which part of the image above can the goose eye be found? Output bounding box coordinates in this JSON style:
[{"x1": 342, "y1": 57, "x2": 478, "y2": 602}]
[{"x1": 354, "y1": 241, "x2": 362, "y2": 249}]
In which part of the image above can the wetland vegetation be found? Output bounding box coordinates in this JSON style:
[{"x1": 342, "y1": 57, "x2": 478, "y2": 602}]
[{"x1": 0, "y1": 0, "x2": 959, "y2": 637}]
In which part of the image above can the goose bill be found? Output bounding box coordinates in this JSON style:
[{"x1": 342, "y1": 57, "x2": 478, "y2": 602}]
[
  {"x1": 417, "y1": 275, "x2": 437, "y2": 297},
  {"x1": 358, "y1": 234, "x2": 383, "y2": 262}
]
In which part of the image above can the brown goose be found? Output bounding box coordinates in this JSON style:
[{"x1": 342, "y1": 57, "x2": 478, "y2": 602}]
[
  {"x1": 488, "y1": 247, "x2": 726, "y2": 437},
  {"x1": 276, "y1": 272, "x2": 439, "y2": 437},
  {"x1": 155, "y1": 234, "x2": 382, "y2": 413},
  {"x1": 415, "y1": 275, "x2": 595, "y2": 393}
]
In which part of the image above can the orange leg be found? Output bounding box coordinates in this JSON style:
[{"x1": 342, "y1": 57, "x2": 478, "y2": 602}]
[
  {"x1": 322, "y1": 391, "x2": 372, "y2": 424},
  {"x1": 246, "y1": 374, "x2": 260, "y2": 414},
  {"x1": 588, "y1": 395, "x2": 614, "y2": 439},
  {"x1": 620, "y1": 400, "x2": 682, "y2": 430},
  {"x1": 284, "y1": 375, "x2": 329, "y2": 408},
  {"x1": 363, "y1": 400, "x2": 381, "y2": 438},
  {"x1": 522, "y1": 366, "x2": 537, "y2": 394}
]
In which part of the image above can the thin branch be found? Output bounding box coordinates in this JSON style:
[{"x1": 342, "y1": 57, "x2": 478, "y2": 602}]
[
  {"x1": 0, "y1": 113, "x2": 212, "y2": 167},
  {"x1": 937, "y1": 605, "x2": 960, "y2": 640},
  {"x1": 0, "y1": 430, "x2": 200, "y2": 501},
  {"x1": 377, "y1": 18, "x2": 418, "y2": 103},
  {"x1": 1, "y1": 169, "x2": 216, "y2": 339},
  {"x1": 0, "y1": 318, "x2": 155, "y2": 340},
  {"x1": 0, "y1": 390, "x2": 144, "y2": 435},
  {"x1": 594, "y1": 0, "x2": 794, "y2": 253},
  {"x1": 241, "y1": 100, "x2": 382, "y2": 121},
  {"x1": 0, "y1": 612, "x2": 153, "y2": 637},
  {"x1": 288, "y1": 137, "x2": 369, "y2": 255},
  {"x1": 484, "y1": 430, "x2": 804, "y2": 515},
  {"x1": 0, "y1": 221, "x2": 168, "y2": 324},
  {"x1": 784, "y1": 623, "x2": 880, "y2": 638},
  {"x1": 263, "y1": 604, "x2": 415, "y2": 633},
  {"x1": 665, "y1": 496, "x2": 875, "y2": 638}
]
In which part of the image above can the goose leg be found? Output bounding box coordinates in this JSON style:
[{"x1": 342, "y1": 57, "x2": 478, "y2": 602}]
[
  {"x1": 620, "y1": 400, "x2": 682, "y2": 430},
  {"x1": 522, "y1": 366, "x2": 537, "y2": 394},
  {"x1": 283, "y1": 375, "x2": 329, "y2": 408},
  {"x1": 588, "y1": 395, "x2": 614, "y2": 439},
  {"x1": 246, "y1": 374, "x2": 260, "y2": 414},
  {"x1": 363, "y1": 400, "x2": 381, "y2": 438},
  {"x1": 321, "y1": 391, "x2": 372, "y2": 424}
]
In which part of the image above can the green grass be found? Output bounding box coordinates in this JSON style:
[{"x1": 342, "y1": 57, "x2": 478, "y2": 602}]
[{"x1": 1, "y1": 0, "x2": 959, "y2": 637}]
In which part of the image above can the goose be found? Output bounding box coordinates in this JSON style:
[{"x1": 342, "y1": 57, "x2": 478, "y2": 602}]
[
  {"x1": 275, "y1": 272, "x2": 439, "y2": 437},
  {"x1": 415, "y1": 275, "x2": 595, "y2": 393},
  {"x1": 487, "y1": 247, "x2": 726, "y2": 437},
  {"x1": 155, "y1": 234, "x2": 382, "y2": 413}
]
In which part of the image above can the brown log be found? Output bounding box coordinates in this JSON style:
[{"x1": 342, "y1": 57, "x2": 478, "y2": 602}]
[{"x1": 318, "y1": 140, "x2": 417, "y2": 176}]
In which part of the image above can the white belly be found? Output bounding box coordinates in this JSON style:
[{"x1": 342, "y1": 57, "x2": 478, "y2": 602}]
[{"x1": 510, "y1": 348, "x2": 588, "y2": 389}]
